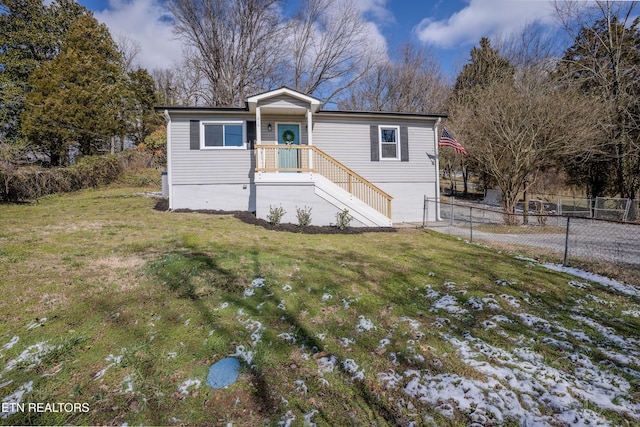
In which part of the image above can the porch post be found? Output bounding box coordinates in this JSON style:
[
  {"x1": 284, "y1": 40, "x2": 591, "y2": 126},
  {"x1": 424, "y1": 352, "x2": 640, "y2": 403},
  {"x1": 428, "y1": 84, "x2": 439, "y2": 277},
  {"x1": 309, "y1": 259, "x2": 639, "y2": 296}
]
[
  {"x1": 256, "y1": 106, "x2": 262, "y2": 170},
  {"x1": 307, "y1": 107, "x2": 313, "y2": 170}
]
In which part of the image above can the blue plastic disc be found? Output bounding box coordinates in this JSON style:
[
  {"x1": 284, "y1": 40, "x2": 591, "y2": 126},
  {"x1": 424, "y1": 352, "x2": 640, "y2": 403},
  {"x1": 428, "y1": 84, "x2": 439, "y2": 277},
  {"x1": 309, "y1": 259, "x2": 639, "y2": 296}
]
[{"x1": 206, "y1": 357, "x2": 240, "y2": 389}]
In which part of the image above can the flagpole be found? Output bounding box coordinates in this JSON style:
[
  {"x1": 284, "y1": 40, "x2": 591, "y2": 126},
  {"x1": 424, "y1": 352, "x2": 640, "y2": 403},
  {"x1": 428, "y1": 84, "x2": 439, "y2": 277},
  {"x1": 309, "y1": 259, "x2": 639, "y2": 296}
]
[{"x1": 434, "y1": 118, "x2": 442, "y2": 222}]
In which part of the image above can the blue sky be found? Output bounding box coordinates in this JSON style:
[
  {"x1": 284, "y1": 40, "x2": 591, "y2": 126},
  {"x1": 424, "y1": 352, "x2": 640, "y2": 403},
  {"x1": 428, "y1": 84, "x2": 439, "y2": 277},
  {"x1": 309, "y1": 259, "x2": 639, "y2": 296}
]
[{"x1": 78, "y1": 0, "x2": 559, "y2": 79}]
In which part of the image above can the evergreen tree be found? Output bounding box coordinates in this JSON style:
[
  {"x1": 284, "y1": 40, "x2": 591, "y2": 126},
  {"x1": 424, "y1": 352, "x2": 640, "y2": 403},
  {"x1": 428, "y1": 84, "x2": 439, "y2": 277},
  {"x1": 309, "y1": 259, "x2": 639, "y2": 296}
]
[
  {"x1": 22, "y1": 14, "x2": 129, "y2": 164},
  {"x1": 0, "y1": 0, "x2": 86, "y2": 144},
  {"x1": 126, "y1": 68, "x2": 164, "y2": 148},
  {"x1": 452, "y1": 37, "x2": 515, "y2": 101}
]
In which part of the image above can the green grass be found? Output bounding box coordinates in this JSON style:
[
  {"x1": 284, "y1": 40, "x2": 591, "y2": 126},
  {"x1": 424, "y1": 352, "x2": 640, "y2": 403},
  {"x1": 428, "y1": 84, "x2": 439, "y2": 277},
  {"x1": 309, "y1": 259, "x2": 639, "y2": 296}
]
[{"x1": 1, "y1": 185, "x2": 639, "y2": 426}]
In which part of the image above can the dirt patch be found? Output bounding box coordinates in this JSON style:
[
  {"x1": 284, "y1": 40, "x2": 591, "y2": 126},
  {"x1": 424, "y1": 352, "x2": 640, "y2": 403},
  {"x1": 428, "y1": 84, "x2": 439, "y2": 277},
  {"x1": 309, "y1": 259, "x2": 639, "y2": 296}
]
[{"x1": 154, "y1": 199, "x2": 396, "y2": 235}]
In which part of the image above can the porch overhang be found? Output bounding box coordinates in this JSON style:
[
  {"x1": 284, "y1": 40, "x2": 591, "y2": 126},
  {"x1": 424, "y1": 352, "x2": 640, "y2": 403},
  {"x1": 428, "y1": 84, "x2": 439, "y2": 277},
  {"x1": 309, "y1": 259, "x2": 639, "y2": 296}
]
[{"x1": 246, "y1": 87, "x2": 322, "y2": 115}]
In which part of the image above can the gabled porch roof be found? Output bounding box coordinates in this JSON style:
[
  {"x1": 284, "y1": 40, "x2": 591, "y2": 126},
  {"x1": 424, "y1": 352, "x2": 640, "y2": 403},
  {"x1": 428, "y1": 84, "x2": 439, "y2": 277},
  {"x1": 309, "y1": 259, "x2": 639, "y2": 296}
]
[{"x1": 246, "y1": 87, "x2": 322, "y2": 116}]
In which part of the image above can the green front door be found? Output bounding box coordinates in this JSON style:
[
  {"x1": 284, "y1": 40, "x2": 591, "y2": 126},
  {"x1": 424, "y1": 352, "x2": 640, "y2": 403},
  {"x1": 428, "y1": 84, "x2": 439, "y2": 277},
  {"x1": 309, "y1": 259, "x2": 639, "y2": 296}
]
[{"x1": 277, "y1": 124, "x2": 300, "y2": 170}]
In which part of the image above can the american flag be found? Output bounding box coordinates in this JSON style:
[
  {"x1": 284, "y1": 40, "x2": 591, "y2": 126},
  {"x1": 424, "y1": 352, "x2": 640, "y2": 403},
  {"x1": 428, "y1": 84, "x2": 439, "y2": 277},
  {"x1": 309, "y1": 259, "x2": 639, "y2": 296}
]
[{"x1": 439, "y1": 127, "x2": 468, "y2": 156}]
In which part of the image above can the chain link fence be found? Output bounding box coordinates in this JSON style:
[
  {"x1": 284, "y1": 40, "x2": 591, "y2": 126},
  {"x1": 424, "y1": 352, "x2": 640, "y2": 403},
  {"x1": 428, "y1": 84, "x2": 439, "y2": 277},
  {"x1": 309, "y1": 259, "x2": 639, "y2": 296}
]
[{"x1": 423, "y1": 197, "x2": 640, "y2": 269}]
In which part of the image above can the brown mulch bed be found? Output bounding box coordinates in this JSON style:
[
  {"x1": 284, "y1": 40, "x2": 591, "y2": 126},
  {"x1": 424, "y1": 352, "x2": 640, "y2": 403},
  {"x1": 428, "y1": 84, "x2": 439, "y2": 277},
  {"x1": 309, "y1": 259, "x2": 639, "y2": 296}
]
[{"x1": 153, "y1": 199, "x2": 396, "y2": 234}]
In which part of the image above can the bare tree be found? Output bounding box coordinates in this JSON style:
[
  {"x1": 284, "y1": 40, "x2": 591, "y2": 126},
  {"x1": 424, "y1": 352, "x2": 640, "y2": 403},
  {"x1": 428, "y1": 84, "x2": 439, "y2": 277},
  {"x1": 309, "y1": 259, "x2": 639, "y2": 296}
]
[
  {"x1": 168, "y1": 0, "x2": 283, "y2": 106},
  {"x1": 115, "y1": 34, "x2": 141, "y2": 72},
  {"x1": 494, "y1": 22, "x2": 565, "y2": 69},
  {"x1": 340, "y1": 43, "x2": 449, "y2": 113},
  {"x1": 451, "y1": 71, "x2": 608, "y2": 223},
  {"x1": 285, "y1": 0, "x2": 380, "y2": 104},
  {"x1": 555, "y1": 0, "x2": 640, "y2": 199}
]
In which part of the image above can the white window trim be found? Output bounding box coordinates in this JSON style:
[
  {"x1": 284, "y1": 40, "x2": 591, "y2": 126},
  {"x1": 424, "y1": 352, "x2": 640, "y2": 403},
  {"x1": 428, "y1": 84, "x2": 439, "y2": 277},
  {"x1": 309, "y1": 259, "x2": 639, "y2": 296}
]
[
  {"x1": 379, "y1": 125, "x2": 401, "y2": 160},
  {"x1": 200, "y1": 120, "x2": 246, "y2": 149}
]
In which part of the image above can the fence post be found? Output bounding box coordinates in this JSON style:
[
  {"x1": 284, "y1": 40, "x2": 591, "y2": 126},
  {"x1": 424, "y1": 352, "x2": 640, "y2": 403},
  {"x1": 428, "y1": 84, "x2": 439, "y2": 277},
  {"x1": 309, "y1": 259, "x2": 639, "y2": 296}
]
[
  {"x1": 423, "y1": 195, "x2": 427, "y2": 228},
  {"x1": 623, "y1": 198, "x2": 631, "y2": 222},
  {"x1": 469, "y1": 206, "x2": 473, "y2": 243},
  {"x1": 450, "y1": 196, "x2": 455, "y2": 226},
  {"x1": 563, "y1": 216, "x2": 571, "y2": 267}
]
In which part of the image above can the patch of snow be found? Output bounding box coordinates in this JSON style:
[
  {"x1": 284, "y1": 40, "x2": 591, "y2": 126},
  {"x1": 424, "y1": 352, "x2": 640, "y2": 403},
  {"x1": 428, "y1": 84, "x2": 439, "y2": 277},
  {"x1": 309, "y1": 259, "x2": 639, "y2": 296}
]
[
  {"x1": 342, "y1": 297, "x2": 357, "y2": 309},
  {"x1": 177, "y1": 378, "x2": 201, "y2": 395},
  {"x1": 338, "y1": 337, "x2": 355, "y2": 347},
  {"x1": 466, "y1": 297, "x2": 483, "y2": 310},
  {"x1": 543, "y1": 264, "x2": 640, "y2": 297},
  {"x1": 377, "y1": 370, "x2": 403, "y2": 389},
  {"x1": 303, "y1": 409, "x2": 318, "y2": 427},
  {"x1": 377, "y1": 338, "x2": 391, "y2": 350},
  {"x1": 424, "y1": 285, "x2": 440, "y2": 299},
  {"x1": 356, "y1": 316, "x2": 376, "y2": 332},
  {"x1": 500, "y1": 294, "x2": 520, "y2": 308},
  {"x1": 321, "y1": 293, "x2": 332, "y2": 301},
  {"x1": 93, "y1": 353, "x2": 124, "y2": 380},
  {"x1": 0, "y1": 381, "x2": 33, "y2": 419},
  {"x1": 231, "y1": 345, "x2": 254, "y2": 366},
  {"x1": 4, "y1": 341, "x2": 59, "y2": 372},
  {"x1": 482, "y1": 320, "x2": 498, "y2": 330},
  {"x1": 570, "y1": 315, "x2": 639, "y2": 351},
  {"x1": 294, "y1": 379, "x2": 307, "y2": 394},
  {"x1": 518, "y1": 313, "x2": 551, "y2": 333},
  {"x1": 568, "y1": 280, "x2": 591, "y2": 289},
  {"x1": 278, "y1": 410, "x2": 296, "y2": 427},
  {"x1": 282, "y1": 284, "x2": 292, "y2": 292},
  {"x1": 622, "y1": 309, "x2": 640, "y2": 318},
  {"x1": 278, "y1": 333, "x2": 296, "y2": 343},
  {"x1": 342, "y1": 359, "x2": 365, "y2": 381},
  {"x1": 251, "y1": 278, "x2": 265, "y2": 288},
  {"x1": 26, "y1": 318, "x2": 47, "y2": 330},
  {"x1": 216, "y1": 302, "x2": 229, "y2": 311},
  {"x1": 431, "y1": 295, "x2": 468, "y2": 314},
  {"x1": 492, "y1": 315, "x2": 513, "y2": 324},
  {"x1": 316, "y1": 355, "x2": 337, "y2": 373},
  {"x1": 541, "y1": 337, "x2": 574, "y2": 351},
  {"x1": 122, "y1": 374, "x2": 135, "y2": 393},
  {"x1": 1, "y1": 336, "x2": 19, "y2": 351},
  {"x1": 481, "y1": 297, "x2": 501, "y2": 311},
  {"x1": 240, "y1": 318, "x2": 264, "y2": 345}
]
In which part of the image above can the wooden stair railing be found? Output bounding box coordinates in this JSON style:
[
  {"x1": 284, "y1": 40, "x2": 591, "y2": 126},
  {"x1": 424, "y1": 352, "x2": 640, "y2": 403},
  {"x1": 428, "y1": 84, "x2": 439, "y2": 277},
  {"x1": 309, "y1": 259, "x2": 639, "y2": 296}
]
[{"x1": 255, "y1": 145, "x2": 392, "y2": 219}]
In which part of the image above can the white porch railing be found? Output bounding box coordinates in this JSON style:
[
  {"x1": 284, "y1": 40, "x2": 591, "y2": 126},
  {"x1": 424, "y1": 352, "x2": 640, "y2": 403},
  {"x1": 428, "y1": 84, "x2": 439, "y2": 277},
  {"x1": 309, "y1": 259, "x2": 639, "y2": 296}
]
[{"x1": 255, "y1": 145, "x2": 392, "y2": 219}]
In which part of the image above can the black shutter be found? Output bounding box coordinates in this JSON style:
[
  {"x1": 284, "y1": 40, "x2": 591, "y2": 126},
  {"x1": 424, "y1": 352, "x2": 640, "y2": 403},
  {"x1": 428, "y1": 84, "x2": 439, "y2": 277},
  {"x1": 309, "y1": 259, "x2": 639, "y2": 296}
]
[
  {"x1": 370, "y1": 125, "x2": 379, "y2": 162},
  {"x1": 400, "y1": 126, "x2": 409, "y2": 162},
  {"x1": 190, "y1": 120, "x2": 200, "y2": 150},
  {"x1": 246, "y1": 121, "x2": 256, "y2": 150}
]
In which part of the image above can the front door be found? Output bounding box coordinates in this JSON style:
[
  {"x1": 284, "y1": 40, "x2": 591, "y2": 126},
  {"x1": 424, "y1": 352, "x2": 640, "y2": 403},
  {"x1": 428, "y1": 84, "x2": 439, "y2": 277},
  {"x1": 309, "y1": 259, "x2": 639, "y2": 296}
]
[{"x1": 277, "y1": 124, "x2": 300, "y2": 170}]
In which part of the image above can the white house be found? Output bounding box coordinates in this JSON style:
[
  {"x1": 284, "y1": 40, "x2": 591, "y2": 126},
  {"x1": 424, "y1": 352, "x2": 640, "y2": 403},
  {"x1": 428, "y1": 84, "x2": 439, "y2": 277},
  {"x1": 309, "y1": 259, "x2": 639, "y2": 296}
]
[{"x1": 160, "y1": 87, "x2": 446, "y2": 227}]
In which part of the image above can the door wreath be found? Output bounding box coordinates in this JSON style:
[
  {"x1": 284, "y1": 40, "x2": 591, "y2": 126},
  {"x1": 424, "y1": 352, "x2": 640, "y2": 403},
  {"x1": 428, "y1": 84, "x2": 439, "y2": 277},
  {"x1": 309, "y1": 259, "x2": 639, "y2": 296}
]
[{"x1": 282, "y1": 129, "x2": 295, "y2": 144}]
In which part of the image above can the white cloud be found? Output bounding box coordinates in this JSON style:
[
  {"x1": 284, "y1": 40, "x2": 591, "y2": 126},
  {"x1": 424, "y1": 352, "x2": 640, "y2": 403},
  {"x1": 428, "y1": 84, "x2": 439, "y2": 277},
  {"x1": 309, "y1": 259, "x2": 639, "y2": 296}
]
[
  {"x1": 93, "y1": 0, "x2": 184, "y2": 71},
  {"x1": 414, "y1": 0, "x2": 557, "y2": 49},
  {"x1": 353, "y1": 0, "x2": 392, "y2": 23}
]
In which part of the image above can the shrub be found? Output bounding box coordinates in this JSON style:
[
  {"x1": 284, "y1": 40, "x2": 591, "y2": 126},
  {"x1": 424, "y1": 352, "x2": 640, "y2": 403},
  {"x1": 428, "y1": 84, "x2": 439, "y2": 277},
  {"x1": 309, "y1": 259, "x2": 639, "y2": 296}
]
[
  {"x1": 296, "y1": 205, "x2": 312, "y2": 227},
  {"x1": 268, "y1": 205, "x2": 286, "y2": 225},
  {"x1": 0, "y1": 154, "x2": 122, "y2": 202},
  {"x1": 335, "y1": 209, "x2": 353, "y2": 230}
]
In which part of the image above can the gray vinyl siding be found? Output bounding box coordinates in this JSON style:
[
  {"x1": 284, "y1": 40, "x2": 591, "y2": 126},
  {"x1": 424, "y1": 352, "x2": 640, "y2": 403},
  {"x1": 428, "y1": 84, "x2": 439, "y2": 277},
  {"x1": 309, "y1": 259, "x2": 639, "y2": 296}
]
[
  {"x1": 311, "y1": 116, "x2": 437, "y2": 184},
  {"x1": 170, "y1": 116, "x2": 254, "y2": 185}
]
